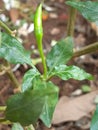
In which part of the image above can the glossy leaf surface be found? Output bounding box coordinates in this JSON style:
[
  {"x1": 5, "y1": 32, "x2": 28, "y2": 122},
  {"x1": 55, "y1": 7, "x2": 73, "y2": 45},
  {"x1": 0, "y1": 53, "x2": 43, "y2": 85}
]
[
  {"x1": 29, "y1": 78, "x2": 59, "y2": 127},
  {"x1": 46, "y1": 37, "x2": 73, "y2": 72},
  {"x1": 22, "y1": 68, "x2": 40, "y2": 92},
  {"x1": 0, "y1": 32, "x2": 32, "y2": 66},
  {"x1": 26, "y1": 78, "x2": 59, "y2": 127},
  {"x1": 6, "y1": 80, "x2": 59, "y2": 127},
  {"x1": 51, "y1": 65, "x2": 93, "y2": 80},
  {"x1": 91, "y1": 105, "x2": 98, "y2": 130},
  {"x1": 6, "y1": 89, "x2": 45, "y2": 126},
  {"x1": 66, "y1": 1, "x2": 98, "y2": 25},
  {"x1": 39, "y1": 81, "x2": 59, "y2": 127}
]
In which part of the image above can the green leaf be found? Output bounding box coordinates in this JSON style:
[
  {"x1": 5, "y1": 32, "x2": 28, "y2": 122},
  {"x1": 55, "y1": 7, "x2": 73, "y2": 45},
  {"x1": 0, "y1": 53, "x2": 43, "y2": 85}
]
[
  {"x1": 6, "y1": 90, "x2": 45, "y2": 126},
  {"x1": 22, "y1": 68, "x2": 40, "y2": 92},
  {"x1": 39, "y1": 82, "x2": 59, "y2": 127},
  {"x1": 6, "y1": 80, "x2": 59, "y2": 127},
  {"x1": 46, "y1": 37, "x2": 73, "y2": 73},
  {"x1": 27, "y1": 78, "x2": 59, "y2": 127},
  {"x1": 50, "y1": 65, "x2": 93, "y2": 80},
  {"x1": 0, "y1": 32, "x2": 32, "y2": 66},
  {"x1": 91, "y1": 105, "x2": 98, "y2": 130},
  {"x1": 66, "y1": 1, "x2": 98, "y2": 25},
  {"x1": 12, "y1": 123, "x2": 24, "y2": 130}
]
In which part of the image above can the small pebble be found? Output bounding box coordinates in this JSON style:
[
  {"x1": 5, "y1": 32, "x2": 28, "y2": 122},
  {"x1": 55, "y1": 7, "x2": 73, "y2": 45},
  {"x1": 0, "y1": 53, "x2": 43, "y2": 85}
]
[
  {"x1": 49, "y1": 13, "x2": 58, "y2": 19},
  {"x1": 50, "y1": 28, "x2": 60, "y2": 35},
  {"x1": 71, "y1": 89, "x2": 82, "y2": 96}
]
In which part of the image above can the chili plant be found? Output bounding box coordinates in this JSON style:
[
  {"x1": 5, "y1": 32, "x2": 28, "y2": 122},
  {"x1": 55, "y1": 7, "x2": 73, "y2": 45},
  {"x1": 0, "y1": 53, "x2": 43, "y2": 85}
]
[{"x1": 0, "y1": 1, "x2": 98, "y2": 130}]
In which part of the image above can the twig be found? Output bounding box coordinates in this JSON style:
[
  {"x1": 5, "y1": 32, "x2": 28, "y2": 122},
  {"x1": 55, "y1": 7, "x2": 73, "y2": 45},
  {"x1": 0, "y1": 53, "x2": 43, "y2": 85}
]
[
  {"x1": 0, "y1": 60, "x2": 20, "y2": 88},
  {"x1": 0, "y1": 20, "x2": 16, "y2": 36},
  {"x1": 73, "y1": 42, "x2": 98, "y2": 58},
  {"x1": 0, "y1": 21, "x2": 20, "y2": 88},
  {"x1": 6, "y1": 70, "x2": 20, "y2": 88}
]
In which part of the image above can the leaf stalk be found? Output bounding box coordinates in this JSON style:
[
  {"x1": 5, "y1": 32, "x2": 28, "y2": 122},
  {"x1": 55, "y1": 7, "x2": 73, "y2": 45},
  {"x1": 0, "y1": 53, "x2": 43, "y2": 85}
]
[{"x1": 38, "y1": 43, "x2": 47, "y2": 79}]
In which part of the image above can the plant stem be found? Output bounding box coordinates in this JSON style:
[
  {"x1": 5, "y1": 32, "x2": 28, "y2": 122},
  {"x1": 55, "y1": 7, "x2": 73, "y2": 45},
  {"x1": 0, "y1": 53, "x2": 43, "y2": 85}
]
[
  {"x1": 7, "y1": 70, "x2": 20, "y2": 88},
  {"x1": 67, "y1": 6, "x2": 77, "y2": 36},
  {"x1": 1, "y1": 60, "x2": 20, "y2": 88},
  {"x1": 0, "y1": 21, "x2": 20, "y2": 88},
  {"x1": 73, "y1": 42, "x2": 98, "y2": 58},
  {"x1": 38, "y1": 44, "x2": 47, "y2": 79},
  {"x1": 0, "y1": 106, "x2": 6, "y2": 112},
  {"x1": 67, "y1": 0, "x2": 80, "y2": 36},
  {"x1": 0, "y1": 20, "x2": 15, "y2": 35}
]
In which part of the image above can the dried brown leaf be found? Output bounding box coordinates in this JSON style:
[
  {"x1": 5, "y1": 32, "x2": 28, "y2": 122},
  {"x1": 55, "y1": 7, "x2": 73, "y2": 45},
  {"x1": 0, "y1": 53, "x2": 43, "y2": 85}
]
[{"x1": 52, "y1": 90, "x2": 98, "y2": 124}]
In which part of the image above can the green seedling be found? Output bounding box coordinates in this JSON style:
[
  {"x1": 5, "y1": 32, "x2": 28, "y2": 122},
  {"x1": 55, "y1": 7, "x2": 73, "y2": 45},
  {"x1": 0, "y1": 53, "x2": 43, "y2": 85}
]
[{"x1": 0, "y1": 1, "x2": 98, "y2": 130}]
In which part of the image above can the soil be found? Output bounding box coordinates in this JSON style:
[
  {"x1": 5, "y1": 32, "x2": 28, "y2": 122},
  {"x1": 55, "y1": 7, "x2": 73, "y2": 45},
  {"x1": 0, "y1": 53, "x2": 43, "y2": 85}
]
[{"x1": 0, "y1": 0, "x2": 98, "y2": 130}]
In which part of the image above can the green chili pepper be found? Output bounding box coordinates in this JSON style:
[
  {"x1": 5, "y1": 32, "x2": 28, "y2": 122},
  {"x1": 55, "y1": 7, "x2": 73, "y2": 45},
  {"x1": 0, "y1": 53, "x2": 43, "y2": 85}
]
[
  {"x1": 34, "y1": 3, "x2": 47, "y2": 79},
  {"x1": 34, "y1": 3, "x2": 43, "y2": 47}
]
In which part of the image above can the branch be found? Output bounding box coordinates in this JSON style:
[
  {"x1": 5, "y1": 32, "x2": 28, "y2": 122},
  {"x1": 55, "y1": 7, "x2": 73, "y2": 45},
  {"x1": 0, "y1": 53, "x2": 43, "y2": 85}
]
[
  {"x1": 73, "y1": 42, "x2": 98, "y2": 58},
  {"x1": 0, "y1": 20, "x2": 16, "y2": 36},
  {"x1": 0, "y1": 60, "x2": 20, "y2": 88}
]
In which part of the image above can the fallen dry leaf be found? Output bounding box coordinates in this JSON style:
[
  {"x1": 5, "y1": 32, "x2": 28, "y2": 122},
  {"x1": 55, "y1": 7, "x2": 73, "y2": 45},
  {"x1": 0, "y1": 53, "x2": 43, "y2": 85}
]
[{"x1": 52, "y1": 90, "x2": 98, "y2": 124}]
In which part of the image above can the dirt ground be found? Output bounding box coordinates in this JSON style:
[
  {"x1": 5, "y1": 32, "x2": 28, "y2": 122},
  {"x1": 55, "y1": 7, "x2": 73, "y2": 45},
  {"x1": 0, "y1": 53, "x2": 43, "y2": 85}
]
[{"x1": 0, "y1": 0, "x2": 98, "y2": 130}]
